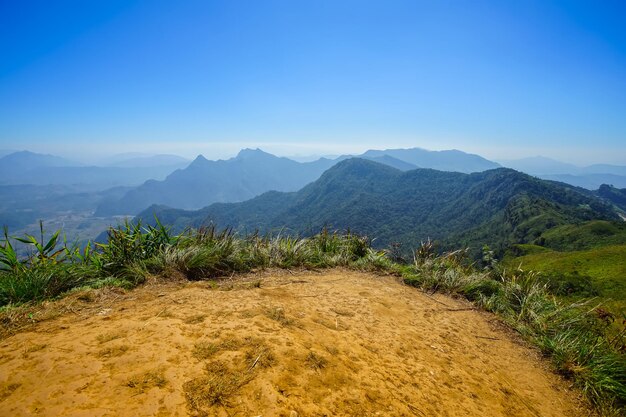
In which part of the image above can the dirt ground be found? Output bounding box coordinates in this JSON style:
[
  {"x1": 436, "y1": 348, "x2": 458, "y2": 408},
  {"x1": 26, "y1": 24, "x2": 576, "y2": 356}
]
[{"x1": 0, "y1": 269, "x2": 589, "y2": 416}]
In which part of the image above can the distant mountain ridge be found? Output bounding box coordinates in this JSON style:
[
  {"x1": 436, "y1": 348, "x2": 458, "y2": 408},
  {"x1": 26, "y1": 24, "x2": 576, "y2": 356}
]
[
  {"x1": 0, "y1": 150, "x2": 78, "y2": 171},
  {"x1": 499, "y1": 156, "x2": 626, "y2": 189},
  {"x1": 95, "y1": 149, "x2": 337, "y2": 215},
  {"x1": 0, "y1": 151, "x2": 189, "y2": 190},
  {"x1": 138, "y1": 158, "x2": 619, "y2": 256},
  {"x1": 361, "y1": 148, "x2": 500, "y2": 173},
  {"x1": 105, "y1": 154, "x2": 190, "y2": 168},
  {"x1": 97, "y1": 147, "x2": 503, "y2": 215}
]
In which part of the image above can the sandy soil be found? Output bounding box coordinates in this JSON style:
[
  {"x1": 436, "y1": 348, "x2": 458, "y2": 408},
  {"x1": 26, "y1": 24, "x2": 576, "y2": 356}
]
[{"x1": 0, "y1": 269, "x2": 588, "y2": 416}]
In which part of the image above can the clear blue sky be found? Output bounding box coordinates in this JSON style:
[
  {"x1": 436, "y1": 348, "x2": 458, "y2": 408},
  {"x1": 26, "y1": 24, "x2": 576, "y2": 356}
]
[{"x1": 1, "y1": 0, "x2": 625, "y2": 163}]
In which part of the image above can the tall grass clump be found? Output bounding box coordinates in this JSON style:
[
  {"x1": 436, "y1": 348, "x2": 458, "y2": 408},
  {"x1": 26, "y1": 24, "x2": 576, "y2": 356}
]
[
  {"x1": 0, "y1": 223, "x2": 100, "y2": 306},
  {"x1": 403, "y1": 240, "x2": 625, "y2": 414},
  {"x1": 160, "y1": 227, "x2": 254, "y2": 279},
  {"x1": 97, "y1": 218, "x2": 178, "y2": 281},
  {"x1": 0, "y1": 222, "x2": 384, "y2": 308}
]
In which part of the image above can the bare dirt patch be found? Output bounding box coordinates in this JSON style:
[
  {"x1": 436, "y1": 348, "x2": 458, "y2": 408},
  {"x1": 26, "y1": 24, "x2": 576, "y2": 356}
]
[{"x1": 0, "y1": 269, "x2": 589, "y2": 416}]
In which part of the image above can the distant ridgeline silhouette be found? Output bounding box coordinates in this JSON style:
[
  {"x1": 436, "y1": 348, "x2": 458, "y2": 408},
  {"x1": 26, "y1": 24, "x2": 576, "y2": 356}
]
[{"x1": 97, "y1": 147, "x2": 500, "y2": 216}]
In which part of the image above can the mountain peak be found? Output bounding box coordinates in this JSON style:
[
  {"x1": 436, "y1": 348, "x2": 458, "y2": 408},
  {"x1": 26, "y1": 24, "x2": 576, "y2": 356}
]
[
  {"x1": 0, "y1": 150, "x2": 77, "y2": 168},
  {"x1": 235, "y1": 148, "x2": 275, "y2": 160},
  {"x1": 186, "y1": 154, "x2": 209, "y2": 169}
]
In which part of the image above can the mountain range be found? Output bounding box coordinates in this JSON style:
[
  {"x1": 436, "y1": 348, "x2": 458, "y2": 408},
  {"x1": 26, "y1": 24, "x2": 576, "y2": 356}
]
[
  {"x1": 498, "y1": 156, "x2": 626, "y2": 189},
  {"x1": 137, "y1": 158, "x2": 619, "y2": 256},
  {"x1": 96, "y1": 147, "x2": 499, "y2": 215},
  {"x1": 95, "y1": 149, "x2": 338, "y2": 215},
  {"x1": 0, "y1": 151, "x2": 190, "y2": 191}
]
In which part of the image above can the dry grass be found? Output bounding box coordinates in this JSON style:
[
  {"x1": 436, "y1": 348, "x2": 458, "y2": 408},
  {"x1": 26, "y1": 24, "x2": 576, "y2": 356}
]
[
  {"x1": 184, "y1": 314, "x2": 206, "y2": 324},
  {"x1": 184, "y1": 360, "x2": 254, "y2": 410},
  {"x1": 192, "y1": 341, "x2": 219, "y2": 360},
  {"x1": 330, "y1": 307, "x2": 354, "y2": 317},
  {"x1": 97, "y1": 345, "x2": 130, "y2": 359},
  {"x1": 0, "y1": 383, "x2": 20, "y2": 402},
  {"x1": 22, "y1": 343, "x2": 46, "y2": 358},
  {"x1": 245, "y1": 345, "x2": 275, "y2": 369},
  {"x1": 324, "y1": 345, "x2": 340, "y2": 356},
  {"x1": 185, "y1": 335, "x2": 273, "y2": 412},
  {"x1": 306, "y1": 351, "x2": 328, "y2": 370},
  {"x1": 193, "y1": 335, "x2": 269, "y2": 362},
  {"x1": 265, "y1": 306, "x2": 294, "y2": 326},
  {"x1": 96, "y1": 330, "x2": 127, "y2": 344},
  {"x1": 125, "y1": 368, "x2": 167, "y2": 393}
]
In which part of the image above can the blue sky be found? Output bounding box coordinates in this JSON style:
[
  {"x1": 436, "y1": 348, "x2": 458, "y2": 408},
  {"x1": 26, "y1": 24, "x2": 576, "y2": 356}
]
[{"x1": 0, "y1": 0, "x2": 625, "y2": 163}]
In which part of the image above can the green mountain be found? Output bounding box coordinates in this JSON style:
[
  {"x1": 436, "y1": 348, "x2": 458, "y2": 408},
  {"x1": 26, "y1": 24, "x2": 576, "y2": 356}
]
[
  {"x1": 596, "y1": 184, "x2": 626, "y2": 212},
  {"x1": 98, "y1": 147, "x2": 505, "y2": 216},
  {"x1": 138, "y1": 158, "x2": 618, "y2": 256}
]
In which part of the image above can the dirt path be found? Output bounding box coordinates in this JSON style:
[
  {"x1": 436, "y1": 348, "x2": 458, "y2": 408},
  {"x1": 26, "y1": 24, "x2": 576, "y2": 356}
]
[{"x1": 0, "y1": 270, "x2": 587, "y2": 416}]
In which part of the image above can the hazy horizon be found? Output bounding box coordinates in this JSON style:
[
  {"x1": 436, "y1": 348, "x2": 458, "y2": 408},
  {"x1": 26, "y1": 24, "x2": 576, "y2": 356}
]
[
  {"x1": 3, "y1": 142, "x2": 626, "y2": 167},
  {"x1": 1, "y1": 1, "x2": 625, "y2": 165},
  {"x1": 3, "y1": 143, "x2": 626, "y2": 167}
]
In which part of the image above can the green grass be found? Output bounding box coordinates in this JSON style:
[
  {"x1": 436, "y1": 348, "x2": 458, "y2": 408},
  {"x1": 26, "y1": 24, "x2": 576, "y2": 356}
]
[
  {"x1": 0, "y1": 222, "x2": 380, "y2": 307},
  {"x1": 505, "y1": 244, "x2": 626, "y2": 317},
  {"x1": 539, "y1": 220, "x2": 626, "y2": 251}
]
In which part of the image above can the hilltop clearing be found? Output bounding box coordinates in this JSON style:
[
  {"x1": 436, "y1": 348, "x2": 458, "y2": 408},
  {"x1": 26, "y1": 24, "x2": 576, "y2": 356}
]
[{"x1": 0, "y1": 270, "x2": 588, "y2": 417}]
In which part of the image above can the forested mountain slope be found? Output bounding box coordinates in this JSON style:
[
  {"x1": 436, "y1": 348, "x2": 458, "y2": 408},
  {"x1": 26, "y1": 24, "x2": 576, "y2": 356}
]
[{"x1": 139, "y1": 159, "x2": 618, "y2": 255}]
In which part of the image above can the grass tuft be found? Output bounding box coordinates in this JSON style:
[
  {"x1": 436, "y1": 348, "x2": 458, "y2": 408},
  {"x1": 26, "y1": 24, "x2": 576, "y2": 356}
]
[
  {"x1": 125, "y1": 368, "x2": 167, "y2": 392},
  {"x1": 306, "y1": 351, "x2": 328, "y2": 370},
  {"x1": 184, "y1": 360, "x2": 254, "y2": 410}
]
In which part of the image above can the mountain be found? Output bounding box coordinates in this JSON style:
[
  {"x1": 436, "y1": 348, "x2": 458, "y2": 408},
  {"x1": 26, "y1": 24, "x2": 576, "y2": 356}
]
[
  {"x1": 0, "y1": 151, "x2": 185, "y2": 190},
  {"x1": 540, "y1": 174, "x2": 626, "y2": 190},
  {"x1": 106, "y1": 154, "x2": 190, "y2": 168},
  {"x1": 360, "y1": 148, "x2": 500, "y2": 173},
  {"x1": 0, "y1": 149, "x2": 18, "y2": 158},
  {"x1": 138, "y1": 158, "x2": 619, "y2": 256},
  {"x1": 498, "y1": 156, "x2": 579, "y2": 175},
  {"x1": 596, "y1": 184, "x2": 626, "y2": 212},
  {"x1": 95, "y1": 149, "x2": 338, "y2": 216},
  {"x1": 359, "y1": 155, "x2": 417, "y2": 171},
  {"x1": 498, "y1": 157, "x2": 626, "y2": 189},
  {"x1": 0, "y1": 151, "x2": 78, "y2": 173},
  {"x1": 583, "y1": 164, "x2": 626, "y2": 176},
  {"x1": 98, "y1": 147, "x2": 501, "y2": 216}
]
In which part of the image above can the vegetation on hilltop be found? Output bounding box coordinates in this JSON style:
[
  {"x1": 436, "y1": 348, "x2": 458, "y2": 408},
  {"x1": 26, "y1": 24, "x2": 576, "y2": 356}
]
[
  {"x1": 504, "y1": 220, "x2": 626, "y2": 322},
  {"x1": 597, "y1": 184, "x2": 626, "y2": 212},
  {"x1": 0, "y1": 221, "x2": 624, "y2": 414},
  {"x1": 507, "y1": 244, "x2": 626, "y2": 305}
]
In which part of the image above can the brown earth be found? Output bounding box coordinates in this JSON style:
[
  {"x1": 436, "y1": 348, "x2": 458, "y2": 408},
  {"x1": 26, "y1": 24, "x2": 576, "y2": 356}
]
[{"x1": 0, "y1": 269, "x2": 589, "y2": 416}]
